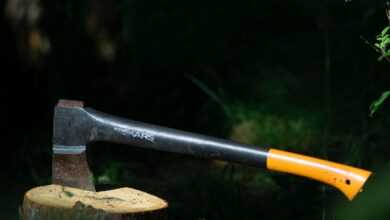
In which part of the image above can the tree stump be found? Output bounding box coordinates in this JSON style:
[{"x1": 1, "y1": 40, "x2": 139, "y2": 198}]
[{"x1": 20, "y1": 184, "x2": 168, "y2": 220}]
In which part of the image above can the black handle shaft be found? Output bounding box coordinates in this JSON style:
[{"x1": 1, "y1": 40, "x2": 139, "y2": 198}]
[{"x1": 85, "y1": 108, "x2": 269, "y2": 167}]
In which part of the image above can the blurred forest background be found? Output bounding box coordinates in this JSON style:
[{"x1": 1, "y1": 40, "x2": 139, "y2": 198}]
[{"x1": 1, "y1": 0, "x2": 390, "y2": 219}]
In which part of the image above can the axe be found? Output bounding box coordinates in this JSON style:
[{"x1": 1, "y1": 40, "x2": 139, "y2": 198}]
[{"x1": 52, "y1": 100, "x2": 371, "y2": 201}]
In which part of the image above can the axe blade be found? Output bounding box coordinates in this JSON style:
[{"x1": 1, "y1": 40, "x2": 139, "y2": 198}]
[{"x1": 52, "y1": 152, "x2": 95, "y2": 191}]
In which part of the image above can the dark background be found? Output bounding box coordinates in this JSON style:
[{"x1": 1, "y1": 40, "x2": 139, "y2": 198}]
[{"x1": 1, "y1": 0, "x2": 390, "y2": 219}]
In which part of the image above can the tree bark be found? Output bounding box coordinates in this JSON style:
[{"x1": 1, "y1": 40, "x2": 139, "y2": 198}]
[{"x1": 20, "y1": 184, "x2": 168, "y2": 220}]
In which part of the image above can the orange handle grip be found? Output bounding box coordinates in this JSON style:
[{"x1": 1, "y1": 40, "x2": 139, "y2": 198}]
[{"x1": 266, "y1": 149, "x2": 372, "y2": 200}]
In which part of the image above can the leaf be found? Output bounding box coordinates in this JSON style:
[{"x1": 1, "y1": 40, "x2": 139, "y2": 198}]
[
  {"x1": 370, "y1": 91, "x2": 390, "y2": 117},
  {"x1": 379, "y1": 51, "x2": 390, "y2": 60},
  {"x1": 381, "y1": 26, "x2": 390, "y2": 36},
  {"x1": 381, "y1": 39, "x2": 390, "y2": 48}
]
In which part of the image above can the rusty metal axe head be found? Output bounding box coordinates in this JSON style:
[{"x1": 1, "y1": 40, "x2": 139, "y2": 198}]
[{"x1": 52, "y1": 100, "x2": 95, "y2": 191}]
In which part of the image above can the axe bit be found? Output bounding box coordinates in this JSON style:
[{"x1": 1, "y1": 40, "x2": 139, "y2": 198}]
[{"x1": 52, "y1": 100, "x2": 372, "y2": 200}]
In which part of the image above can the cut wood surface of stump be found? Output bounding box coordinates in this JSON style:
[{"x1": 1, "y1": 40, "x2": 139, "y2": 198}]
[{"x1": 21, "y1": 184, "x2": 168, "y2": 220}]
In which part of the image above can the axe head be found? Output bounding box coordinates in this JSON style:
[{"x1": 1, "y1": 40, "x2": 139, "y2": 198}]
[{"x1": 52, "y1": 100, "x2": 95, "y2": 191}]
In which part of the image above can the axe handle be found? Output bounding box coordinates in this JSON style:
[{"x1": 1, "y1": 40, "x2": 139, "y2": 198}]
[{"x1": 82, "y1": 107, "x2": 371, "y2": 200}]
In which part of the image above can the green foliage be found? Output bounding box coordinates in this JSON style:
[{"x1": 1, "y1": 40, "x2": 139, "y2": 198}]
[
  {"x1": 369, "y1": 91, "x2": 390, "y2": 117},
  {"x1": 375, "y1": 26, "x2": 390, "y2": 61}
]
